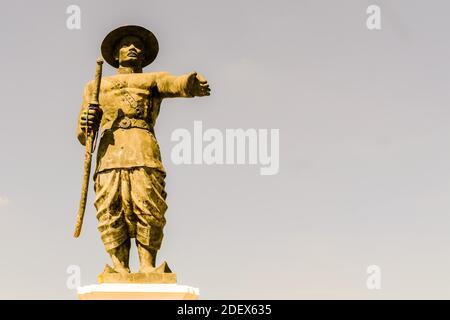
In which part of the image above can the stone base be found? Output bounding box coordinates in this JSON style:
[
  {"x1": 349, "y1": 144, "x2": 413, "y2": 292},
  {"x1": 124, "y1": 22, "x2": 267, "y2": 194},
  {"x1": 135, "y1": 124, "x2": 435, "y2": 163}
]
[
  {"x1": 77, "y1": 283, "x2": 199, "y2": 300},
  {"x1": 98, "y1": 261, "x2": 176, "y2": 284},
  {"x1": 98, "y1": 272, "x2": 177, "y2": 284}
]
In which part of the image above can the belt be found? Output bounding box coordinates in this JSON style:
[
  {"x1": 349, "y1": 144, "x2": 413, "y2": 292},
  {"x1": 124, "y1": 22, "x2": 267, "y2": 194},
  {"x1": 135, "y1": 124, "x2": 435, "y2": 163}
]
[{"x1": 115, "y1": 117, "x2": 154, "y2": 132}]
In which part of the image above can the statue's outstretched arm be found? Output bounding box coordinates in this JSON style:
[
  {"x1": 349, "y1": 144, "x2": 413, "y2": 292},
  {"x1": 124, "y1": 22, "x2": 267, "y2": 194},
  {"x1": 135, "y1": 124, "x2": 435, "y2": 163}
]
[{"x1": 156, "y1": 72, "x2": 210, "y2": 98}]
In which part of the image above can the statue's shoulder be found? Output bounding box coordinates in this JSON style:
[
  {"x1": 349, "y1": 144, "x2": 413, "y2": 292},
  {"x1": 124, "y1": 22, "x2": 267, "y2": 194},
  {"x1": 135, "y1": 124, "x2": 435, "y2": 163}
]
[
  {"x1": 82, "y1": 79, "x2": 95, "y2": 94},
  {"x1": 144, "y1": 71, "x2": 172, "y2": 79},
  {"x1": 102, "y1": 73, "x2": 161, "y2": 82},
  {"x1": 84, "y1": 79, "x2": 94, "y2": 87},
  {"x1": 129, "y1": 72, "x2": 174, "y2": 84},
  {"x1": 83, "y1": 73, "x2": 174, "y2": 90},
  {"x1": 146, "y1": 71, "x2": 170, "y2": 76}
]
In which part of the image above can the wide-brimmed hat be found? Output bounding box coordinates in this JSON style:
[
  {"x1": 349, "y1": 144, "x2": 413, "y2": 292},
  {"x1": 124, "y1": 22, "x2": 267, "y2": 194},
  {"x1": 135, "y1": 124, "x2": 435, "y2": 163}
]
[{"x1": 101, "y1": 25, "x2": 159, "y2": 68}]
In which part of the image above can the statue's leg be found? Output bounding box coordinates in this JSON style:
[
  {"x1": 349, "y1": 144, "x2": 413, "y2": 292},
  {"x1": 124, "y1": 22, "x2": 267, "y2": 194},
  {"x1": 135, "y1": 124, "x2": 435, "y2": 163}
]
[
  {"x1": 94, "y1": 169, "x2": 130, "y2": 274},
  {"x1": 136, "y1": 241, "x2": 157, "y2": 273},
  {"x1": 130, "y1": 167, "x2": 168, "y2": 273},
  {"x1": 108, "y1": 238, "x2": 131, "y2": 274}
]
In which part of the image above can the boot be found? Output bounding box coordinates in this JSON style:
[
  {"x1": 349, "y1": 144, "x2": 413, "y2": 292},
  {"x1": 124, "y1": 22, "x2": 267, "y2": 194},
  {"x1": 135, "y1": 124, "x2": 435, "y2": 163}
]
[
  {"x1": 107, "y1": 239, "x2": 131, "y2": 274},
  {"x1": 137, "y1": 240, "x2": 157, "y2": 273}
]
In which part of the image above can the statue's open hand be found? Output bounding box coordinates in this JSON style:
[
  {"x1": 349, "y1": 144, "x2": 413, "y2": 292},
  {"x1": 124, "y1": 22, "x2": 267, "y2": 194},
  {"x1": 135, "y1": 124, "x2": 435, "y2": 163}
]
[
  {"x1": 187, "y1": 72, "x2": 211, "y2": 97},
  {"x1": 79, "y1": 105, "x2": 102, "y2": 132}
]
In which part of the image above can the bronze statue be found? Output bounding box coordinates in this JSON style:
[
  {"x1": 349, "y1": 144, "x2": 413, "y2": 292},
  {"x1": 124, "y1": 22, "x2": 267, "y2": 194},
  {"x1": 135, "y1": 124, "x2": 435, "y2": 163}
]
[{"x1": 75, "y1": 25, "x2": 210, "y2": 277}]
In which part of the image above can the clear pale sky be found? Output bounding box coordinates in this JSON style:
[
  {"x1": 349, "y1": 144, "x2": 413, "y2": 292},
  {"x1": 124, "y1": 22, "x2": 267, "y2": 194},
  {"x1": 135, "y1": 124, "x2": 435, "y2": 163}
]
[{"x1": 1, "y1": 0, "x2": 450, "y2": 299}]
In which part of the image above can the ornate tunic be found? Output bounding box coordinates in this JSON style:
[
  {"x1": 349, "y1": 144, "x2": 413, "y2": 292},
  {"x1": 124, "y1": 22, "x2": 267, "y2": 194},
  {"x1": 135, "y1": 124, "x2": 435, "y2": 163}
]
[{"x1": 77, "y1": 72, "x2": 193, "y2": 175}]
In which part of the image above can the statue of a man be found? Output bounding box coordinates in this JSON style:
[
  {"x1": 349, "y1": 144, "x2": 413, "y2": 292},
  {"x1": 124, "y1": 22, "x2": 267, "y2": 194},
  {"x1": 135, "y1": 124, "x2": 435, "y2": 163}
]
[{"x1": 76, "y1": 25, "x2": 210, "y2": 275}]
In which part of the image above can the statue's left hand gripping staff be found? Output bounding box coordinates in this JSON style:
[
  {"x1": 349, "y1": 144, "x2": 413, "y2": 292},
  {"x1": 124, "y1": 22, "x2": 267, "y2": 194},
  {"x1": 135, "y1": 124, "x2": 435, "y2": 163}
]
[{"x1": 74, "y1": 57, "x2": 103, "y2": 238}]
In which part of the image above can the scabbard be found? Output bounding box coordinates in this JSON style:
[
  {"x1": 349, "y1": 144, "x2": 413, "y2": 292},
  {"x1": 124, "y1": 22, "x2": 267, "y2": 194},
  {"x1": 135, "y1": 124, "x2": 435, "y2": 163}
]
[
  {"x1": 73, "y1": 57, "x2": 103, "y2": 238},
  {"x1": 73, "y1": 133, "x2": 94, "y2": 238}
]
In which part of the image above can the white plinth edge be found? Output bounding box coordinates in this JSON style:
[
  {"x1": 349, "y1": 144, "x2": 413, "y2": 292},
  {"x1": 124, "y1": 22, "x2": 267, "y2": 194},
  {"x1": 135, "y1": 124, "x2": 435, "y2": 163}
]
[{"x1": 77, "y1": 283, "x2": 200, "y2": 300}]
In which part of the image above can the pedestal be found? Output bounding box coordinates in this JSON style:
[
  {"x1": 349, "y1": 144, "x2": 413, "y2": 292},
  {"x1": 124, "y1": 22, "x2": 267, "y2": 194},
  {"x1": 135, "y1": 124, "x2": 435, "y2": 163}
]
[{"x1": 77, "y1": 283, "x2": 200, "y2": 300}]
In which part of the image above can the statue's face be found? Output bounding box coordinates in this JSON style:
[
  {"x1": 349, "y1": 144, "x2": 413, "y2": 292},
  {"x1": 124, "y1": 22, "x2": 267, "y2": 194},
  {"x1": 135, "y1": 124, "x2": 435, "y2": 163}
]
[{"x1": 115, "y1": 35, "x2": 144, "y2": 67}]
